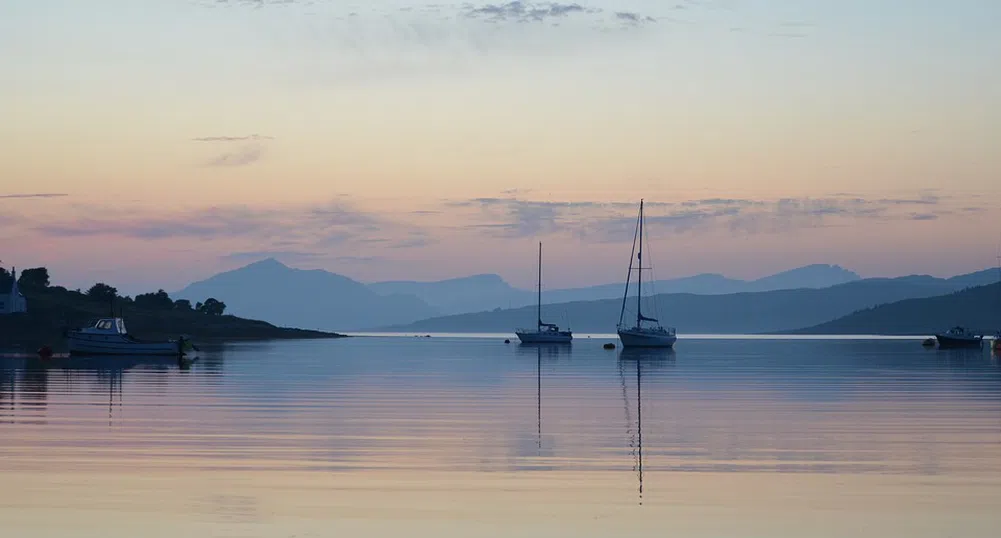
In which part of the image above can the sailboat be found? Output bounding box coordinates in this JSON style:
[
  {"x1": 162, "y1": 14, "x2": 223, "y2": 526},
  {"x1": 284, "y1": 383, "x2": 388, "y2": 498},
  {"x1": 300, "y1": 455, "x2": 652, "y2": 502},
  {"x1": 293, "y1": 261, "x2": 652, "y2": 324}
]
[
  {"x1": 516, "y1": 242, "x2": 572, "y2": 344},
  {"x1": 616, "y1": 200, "x2": 677, "y2": 348}
]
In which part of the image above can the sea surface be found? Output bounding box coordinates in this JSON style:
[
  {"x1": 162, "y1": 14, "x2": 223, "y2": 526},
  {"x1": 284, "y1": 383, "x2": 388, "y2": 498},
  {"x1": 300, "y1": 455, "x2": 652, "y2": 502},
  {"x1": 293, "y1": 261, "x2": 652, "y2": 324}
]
[{"x1": 2, "y1": 335, "x2": 1000, "y2": 537}]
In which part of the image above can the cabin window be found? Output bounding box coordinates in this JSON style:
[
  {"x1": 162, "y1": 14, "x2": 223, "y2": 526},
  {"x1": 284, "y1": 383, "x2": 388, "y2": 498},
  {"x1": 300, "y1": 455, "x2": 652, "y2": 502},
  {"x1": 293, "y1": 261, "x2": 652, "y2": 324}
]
[{"x1": 96, "y1": 320, "x2": 113, "y2": 330}]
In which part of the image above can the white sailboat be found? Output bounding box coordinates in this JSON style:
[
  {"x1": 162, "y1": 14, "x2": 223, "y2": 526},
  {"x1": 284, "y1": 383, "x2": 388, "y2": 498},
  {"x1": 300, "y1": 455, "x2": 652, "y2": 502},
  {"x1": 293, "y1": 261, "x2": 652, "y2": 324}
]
[
  {"x1": 516, "y1": 242, "x2": 572, "y2": 344},
  {"x1": 616, "y1": 200, "x2": 677, "y2": 348}
]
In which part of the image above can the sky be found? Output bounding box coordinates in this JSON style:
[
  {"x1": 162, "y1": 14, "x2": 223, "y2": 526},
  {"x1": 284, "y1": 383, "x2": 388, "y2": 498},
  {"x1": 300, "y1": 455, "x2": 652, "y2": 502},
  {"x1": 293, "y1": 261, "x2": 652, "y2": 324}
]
[{"x1": 1, "y1": 0, "x2": 1000, "y2": 294}]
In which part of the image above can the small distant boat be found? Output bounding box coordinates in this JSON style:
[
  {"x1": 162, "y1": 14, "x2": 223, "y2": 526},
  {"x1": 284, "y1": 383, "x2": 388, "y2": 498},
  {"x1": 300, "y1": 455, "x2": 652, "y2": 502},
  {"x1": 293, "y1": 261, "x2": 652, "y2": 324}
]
[
  {"x1": 616, "y1": 200, "x2": 677, "y2": 349},
  {"x1": 66, "y1": 317, "x2": 196, "y2": 356},
  {"x1": 934, "y1": 326, "x2": 983, "y2": 349},
  {"x1": 516, "y1": 242, "x2": 572, "y2": 344}
]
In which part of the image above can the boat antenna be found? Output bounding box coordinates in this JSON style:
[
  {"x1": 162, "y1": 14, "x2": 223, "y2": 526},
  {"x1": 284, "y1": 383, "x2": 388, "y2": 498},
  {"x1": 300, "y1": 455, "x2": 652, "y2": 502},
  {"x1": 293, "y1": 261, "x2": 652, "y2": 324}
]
[{"x1": 618, "y1": 202, "x2": 642, "y2": 327}]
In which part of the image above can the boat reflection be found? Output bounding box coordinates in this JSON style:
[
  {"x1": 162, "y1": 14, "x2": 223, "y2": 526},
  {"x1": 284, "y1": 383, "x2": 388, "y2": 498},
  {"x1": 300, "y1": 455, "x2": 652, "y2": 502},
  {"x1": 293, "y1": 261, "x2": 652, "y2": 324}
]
[
  {"x1": 618, "y1": 347, "x2": 676, "y2": 371},
  {"x1": 1, "y1": 355, "x2": 193, "y2": 426},
  {"x1": 515, "y1": 342, "x2": 572, "y2": 362}
]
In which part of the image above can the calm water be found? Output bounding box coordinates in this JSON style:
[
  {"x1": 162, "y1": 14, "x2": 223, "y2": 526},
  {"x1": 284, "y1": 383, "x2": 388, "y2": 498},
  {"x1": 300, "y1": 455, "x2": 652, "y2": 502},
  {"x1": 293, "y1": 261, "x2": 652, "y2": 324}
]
[{"x1": 2, "y1": 336, "x2": 1000, "y2": 537}]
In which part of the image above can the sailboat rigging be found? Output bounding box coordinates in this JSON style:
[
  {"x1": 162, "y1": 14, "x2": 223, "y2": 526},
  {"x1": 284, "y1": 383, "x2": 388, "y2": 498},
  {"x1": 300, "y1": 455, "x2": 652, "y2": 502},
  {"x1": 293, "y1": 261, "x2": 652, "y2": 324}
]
[
  {"x1": 617, "y1": 200, "x2": 677, "y2": 348},
  {"x1": 516, "y1": 242, "x2": 572, "y2": 344}
]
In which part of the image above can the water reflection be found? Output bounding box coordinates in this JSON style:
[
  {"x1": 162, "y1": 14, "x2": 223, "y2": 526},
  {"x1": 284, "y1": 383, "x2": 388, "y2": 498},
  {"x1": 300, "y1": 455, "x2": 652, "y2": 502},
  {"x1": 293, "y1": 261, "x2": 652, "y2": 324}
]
[{"x1": 1, "y1": 337, "x2": 1000, "y2": 537}]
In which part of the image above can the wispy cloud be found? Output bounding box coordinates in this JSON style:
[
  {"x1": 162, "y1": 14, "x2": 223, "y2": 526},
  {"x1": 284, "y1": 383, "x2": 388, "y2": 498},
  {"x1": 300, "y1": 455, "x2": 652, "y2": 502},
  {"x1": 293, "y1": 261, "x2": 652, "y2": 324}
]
[
  {"x1": 222, "y1": 249, "x2": 328, "y2": 263},
  {"x1": 192, "y1": 134, "x2": 274, "y2": 167},
  {"x1": 614, "y1": 12, "x2": 656, "y2": 25},
  {"x1": 451, "y1": 193, "x2": 971, "y2": 241},
  {"x1": 34, "y1": 201, "x2": 382, "y2": 243},
  {"x1": 205, "y1": 146, "x2": 265, "y2": 167},
  {"x1": 204, "y1": 0, "x2": 306, "y2": 7},
  {"x1": 204, "y1": 2, "x2": 668, "y2": 86},
  {"x1": 0, "y1": 193, "x2": 69, "y2": 199},
  {"x1": 334, "y1": 255, "x2": 386, "y2": 264},
  {"x1": 463, "y1": 2, "x2": 594, "y2": 23},
  {"x1": 191, "y1": 134, "x2": 275, "y2": 142}
]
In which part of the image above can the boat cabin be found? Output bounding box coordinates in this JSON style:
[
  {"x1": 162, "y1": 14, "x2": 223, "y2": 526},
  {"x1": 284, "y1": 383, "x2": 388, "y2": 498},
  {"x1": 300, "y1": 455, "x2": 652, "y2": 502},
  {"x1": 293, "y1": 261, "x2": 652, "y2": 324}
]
[{"x1": 79, "y1": 318, "x2": 129, "y2": 335}]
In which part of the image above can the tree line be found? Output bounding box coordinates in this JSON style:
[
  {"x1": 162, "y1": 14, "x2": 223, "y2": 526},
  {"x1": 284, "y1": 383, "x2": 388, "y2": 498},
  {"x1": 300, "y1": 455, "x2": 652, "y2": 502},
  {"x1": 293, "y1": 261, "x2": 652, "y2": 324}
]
[{"x1": 1, "y1": 265, "x2": 226, "y2": 316}]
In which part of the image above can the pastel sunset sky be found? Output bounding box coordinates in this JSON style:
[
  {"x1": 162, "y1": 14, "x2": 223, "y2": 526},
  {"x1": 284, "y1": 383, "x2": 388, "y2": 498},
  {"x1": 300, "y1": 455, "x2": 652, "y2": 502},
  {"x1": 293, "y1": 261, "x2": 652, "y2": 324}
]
[{"x1": 2, "y1": 0, "x2": 999, "y2": 294}]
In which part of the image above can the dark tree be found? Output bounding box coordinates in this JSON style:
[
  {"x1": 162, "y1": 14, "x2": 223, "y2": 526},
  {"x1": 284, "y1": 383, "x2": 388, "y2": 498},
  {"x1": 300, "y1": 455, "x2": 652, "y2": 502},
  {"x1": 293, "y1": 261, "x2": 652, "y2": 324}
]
[
  {"x1": 198, "y1": 297, "x2": 226, "y2": 316},
  {"x1": 174, "y1": 299, "x2": 193, "y2": 311},
  {"x1": 134, "y1": 289, "x2": 174, "y2": 310},
  {"x1": 18, "y1": 267, "x2": 50, "y2": 289},
  {"x1": 87, "y1": 283, "x2": 118, "y2": 303},
  {"x1": 0, "y1": 267, "x2": 11, "y2": 290}
]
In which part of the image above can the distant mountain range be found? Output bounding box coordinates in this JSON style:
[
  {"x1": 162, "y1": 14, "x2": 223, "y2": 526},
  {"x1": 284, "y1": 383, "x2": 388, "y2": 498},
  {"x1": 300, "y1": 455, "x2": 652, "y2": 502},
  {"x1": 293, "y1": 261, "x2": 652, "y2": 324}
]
[
  {"x1": 172, "y1": 258, "x2": 1000, "y2": 333},
  {"x1": 377, "y1": 269, "x2": 1001, "y2": 334},
  {"x1": 369, "y1": 263, "x2": 862, "y2": 314}
]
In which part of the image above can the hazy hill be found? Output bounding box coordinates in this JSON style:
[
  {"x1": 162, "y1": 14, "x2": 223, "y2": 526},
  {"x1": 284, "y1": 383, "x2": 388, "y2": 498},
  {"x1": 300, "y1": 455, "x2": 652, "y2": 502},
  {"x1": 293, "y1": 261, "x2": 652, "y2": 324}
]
[
  {"x1": 789, "y1": 282, "x2": 1001, "y2": 335},
  {"x1": 368, "y1": 264, "x2": 861, "y2": 315},
  {"x1": 745, "y1": 264, "x2": 860, "y2": 291},
  {"x1": 174, "y1": 259, "x2": 437, "y2": 331},
  {"x1": 375, "y1": 274, "x2": 996, "y2": 334},
  {"x1": 368, "y1": 274, "x2": 530, "y2": 314}
]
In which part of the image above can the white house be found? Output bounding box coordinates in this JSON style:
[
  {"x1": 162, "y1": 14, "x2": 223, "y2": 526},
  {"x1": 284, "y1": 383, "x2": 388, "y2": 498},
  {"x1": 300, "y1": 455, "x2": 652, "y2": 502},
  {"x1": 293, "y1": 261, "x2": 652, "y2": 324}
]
[{"x1": 0, "y1": 267, "x2": 28, "y2": 314}]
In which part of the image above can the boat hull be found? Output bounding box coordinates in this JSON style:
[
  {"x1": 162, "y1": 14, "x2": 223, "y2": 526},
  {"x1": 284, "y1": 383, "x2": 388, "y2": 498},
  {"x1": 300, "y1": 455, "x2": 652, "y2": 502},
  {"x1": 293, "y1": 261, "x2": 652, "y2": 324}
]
[
  {"x1": 617, "y1": 328, "x2": 677, "y2": 348},
  {"x1": 516, "y1": 331, "x2": 572, "y2": 344},
  {"x1": 935, "y1": 334, "x2": 983, "y2": 349},
  {"x1": 67, "y1": 334, "x2": 183, "y2": 356}
]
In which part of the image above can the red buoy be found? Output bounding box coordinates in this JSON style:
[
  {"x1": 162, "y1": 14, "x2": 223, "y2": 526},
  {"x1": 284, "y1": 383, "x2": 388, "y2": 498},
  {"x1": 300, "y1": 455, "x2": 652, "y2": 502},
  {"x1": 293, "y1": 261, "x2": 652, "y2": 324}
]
[{"x1": 37, "y1": 345, "x2": 54, "y2": 359}]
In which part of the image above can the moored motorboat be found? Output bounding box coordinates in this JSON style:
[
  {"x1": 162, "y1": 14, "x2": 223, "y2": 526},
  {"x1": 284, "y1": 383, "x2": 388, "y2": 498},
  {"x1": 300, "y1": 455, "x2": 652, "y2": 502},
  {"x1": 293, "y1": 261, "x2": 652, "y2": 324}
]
[
  {"x1": 934, "y1": 326, "x2": 983, "y2": 349},
  {"x1": 66, "y1": 317, "x2": 196, "y2": 356}
]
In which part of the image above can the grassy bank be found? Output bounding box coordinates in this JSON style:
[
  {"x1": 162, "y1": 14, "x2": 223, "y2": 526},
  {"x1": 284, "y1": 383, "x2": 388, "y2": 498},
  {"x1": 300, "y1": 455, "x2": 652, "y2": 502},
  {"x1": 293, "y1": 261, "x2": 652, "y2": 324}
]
[{"x1": 0, "y1": 285, "x2": 345, "y2": 350}]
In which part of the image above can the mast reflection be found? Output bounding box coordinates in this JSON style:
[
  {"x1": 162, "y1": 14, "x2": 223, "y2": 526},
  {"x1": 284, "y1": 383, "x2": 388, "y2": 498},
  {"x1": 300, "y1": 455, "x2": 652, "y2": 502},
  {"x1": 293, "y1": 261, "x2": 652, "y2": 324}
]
[{"x1": 619, "y1": 347, "x2": 674, "y2": 506}]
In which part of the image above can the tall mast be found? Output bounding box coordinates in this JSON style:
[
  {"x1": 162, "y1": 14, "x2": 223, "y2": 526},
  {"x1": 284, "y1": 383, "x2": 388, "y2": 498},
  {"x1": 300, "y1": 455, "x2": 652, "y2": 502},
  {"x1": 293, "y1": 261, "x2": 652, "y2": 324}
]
[
  {"x1": 636, "y1": 200, "x2": 644, "y2": 329},
  {"x1": 618, "y1": 204, "x2": 641, "y2": 327},
  {"x1": 537, "y1": 241, "x2": 542, "y2": 331}
]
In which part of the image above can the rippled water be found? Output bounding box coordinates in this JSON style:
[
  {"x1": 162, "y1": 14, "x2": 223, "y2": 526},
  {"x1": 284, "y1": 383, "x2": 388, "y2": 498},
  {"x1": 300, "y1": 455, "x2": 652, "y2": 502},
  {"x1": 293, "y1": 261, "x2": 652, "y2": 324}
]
[{"x1": 2, "y1": 336, "x2": 1000, "y2": 537}]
